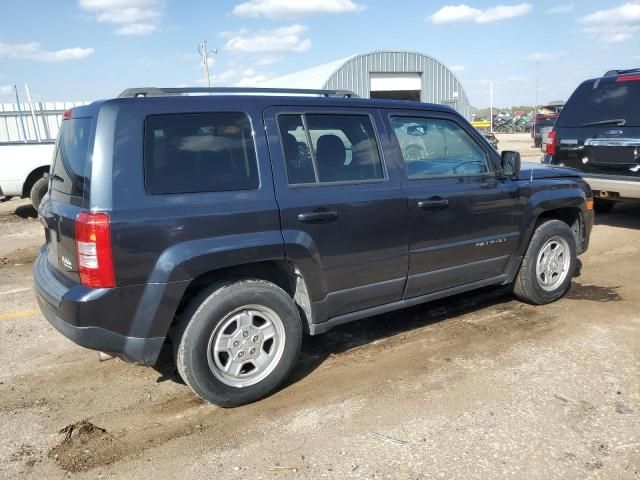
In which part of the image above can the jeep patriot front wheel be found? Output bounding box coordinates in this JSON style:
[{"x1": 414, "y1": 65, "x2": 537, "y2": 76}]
[
  {"x1": 513, "y1": 219, "x2": 577, "y2": 305},
  {"x1": 175, "y1": 280, "x2": 302, "y2": 407}
]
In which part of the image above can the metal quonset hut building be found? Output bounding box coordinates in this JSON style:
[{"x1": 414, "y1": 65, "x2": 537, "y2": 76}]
[{"x1": 261, "y1": 50, "x2": 471, "y2": 119}]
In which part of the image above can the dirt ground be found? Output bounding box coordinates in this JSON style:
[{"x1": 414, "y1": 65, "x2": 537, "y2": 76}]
[{"x1": 0, "y1": 134, "x2": 638, "y2": 479}]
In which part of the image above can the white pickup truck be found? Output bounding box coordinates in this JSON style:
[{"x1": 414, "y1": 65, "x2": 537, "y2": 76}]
[{"x1": 0, "y1": 142, "x2": 55, "y2": 209}]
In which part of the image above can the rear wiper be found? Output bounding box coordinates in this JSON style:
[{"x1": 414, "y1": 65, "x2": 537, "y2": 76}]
[
  {"x1": 44, "y1": 172, "x2": 64, "y2": 183},
  {"x1": 580, "y1": 118, "x2": 626, "y2": 127}
]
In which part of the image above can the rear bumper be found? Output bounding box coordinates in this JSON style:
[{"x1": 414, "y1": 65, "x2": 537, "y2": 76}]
[
  {"x1": 36, "y1": 294, "x2": 165, "y2": 364},
  {"x1": 582, "y1": 175, "x2": 640, "y2": 201},
  {"x1": 33, "y1": 248, "x2": 176, "y2": 365}
]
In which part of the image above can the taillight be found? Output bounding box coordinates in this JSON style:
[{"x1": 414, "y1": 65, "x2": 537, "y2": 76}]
[
  {"x1": 545, "y1": 130, "x2": 557, "y2": 156},
  {"x1": 63, "y1": 109, "x2": 73, "y2": 120},
  {"x1": 617, "y1": 74, "x2": 640, "y2": 82},
  {"x1": 75, "y1": 212, "x2": 115, "y2": 288}
]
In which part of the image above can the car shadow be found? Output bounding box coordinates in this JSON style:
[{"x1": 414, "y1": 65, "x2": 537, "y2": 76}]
[
  {"x1": 595, "y1": 202, "x2": 640, "y2": 229},
  {"x1": 152, "y1": 285, "x2": 515, "y2": 388},
  {"x1": 15, "y1": 204, "x2": 37, "y2": 219},
  {"x1": 285, "y1": 285, "x2": 514, "y2": 386}
]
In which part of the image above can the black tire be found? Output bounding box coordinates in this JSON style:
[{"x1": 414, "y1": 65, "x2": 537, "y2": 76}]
[
  {"x1": 29, "y1": 176, "x2": 48, "y2": 210},
  {"x1": 175, "y1": 280, "x2": 302, "y2": 407},
  {"x1": 594, "y1": 198, "x2": 616, "y2": 214},
  {"x1": 513, "y1": 219, "x2": 577, "y2": 305}
]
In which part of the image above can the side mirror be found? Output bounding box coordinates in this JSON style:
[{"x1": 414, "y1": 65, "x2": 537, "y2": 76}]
[{"x1": 500, "y1": 150, "x2": 521, "y2": 177}]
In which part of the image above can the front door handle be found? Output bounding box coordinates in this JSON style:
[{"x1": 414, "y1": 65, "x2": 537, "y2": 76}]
[
  {"x1": 418, "y1": 198, "x2": 449, "y2": 210},
  {"x1": 298, "y1": 210, "x2": 338, "y2": 224}
]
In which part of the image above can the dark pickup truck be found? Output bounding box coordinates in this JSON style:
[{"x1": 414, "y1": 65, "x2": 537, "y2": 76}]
[{"x1": 34, "y1": 87, "x2": 594, "y2": 406}]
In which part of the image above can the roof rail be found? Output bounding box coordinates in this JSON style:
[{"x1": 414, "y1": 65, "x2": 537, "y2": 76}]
[
  {"x1": 118, "y1": 87, "x2": 359, "y2": 98},
  {"x1": 603, "y1": 68, "x2": 640, "y2": 77}
]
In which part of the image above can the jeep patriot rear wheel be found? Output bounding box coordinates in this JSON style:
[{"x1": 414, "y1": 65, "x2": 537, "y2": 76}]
[{"x1": 175, "y1": 280, "x2": 302, "y2": 407}]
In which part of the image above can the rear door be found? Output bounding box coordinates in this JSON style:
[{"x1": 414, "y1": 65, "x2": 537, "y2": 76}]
[
  {"x1": 385, "y1": 110, "x2": 520, "y2": 298},
  {"x1": 554, "y1": 76, "x2": 640, "y2": 178},
  {"x1": 39, "y1": 114, "x2": 94, "y2": 284},
  {"x1": 264, "y1": 107, "x2": 409, "y2": 319}
]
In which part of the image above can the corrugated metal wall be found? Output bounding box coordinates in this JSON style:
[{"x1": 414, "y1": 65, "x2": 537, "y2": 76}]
[
  {"x1": 323, "y1": 51, "x2": 471, "y2": 120},
  {"x1": 0, "y1": 101, "x2": 88, "y2": 143}
]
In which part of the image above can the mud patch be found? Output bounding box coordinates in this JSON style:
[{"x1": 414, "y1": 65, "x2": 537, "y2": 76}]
[
  {"x1": 49, "y1": 420, "x2": 127, "y2": 473},
  {"x1": 567, "y1": 283, "x2": 622, "y2": 302}
]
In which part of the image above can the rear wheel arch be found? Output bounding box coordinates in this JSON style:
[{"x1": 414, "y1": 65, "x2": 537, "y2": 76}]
[{"x1": 171, "y1": 260, "x2": 314, "y2": 336}]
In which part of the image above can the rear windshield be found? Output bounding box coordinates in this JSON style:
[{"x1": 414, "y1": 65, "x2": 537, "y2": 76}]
[
  {"x1": 50, "y1": 118, "x2": 92, "y2": 197},
  {"x1": 557, "y1": 79, "x2": 640, "y2": 128},
  {"x1": 144, "y1": 112, "x2": 259, "y2": 195}
]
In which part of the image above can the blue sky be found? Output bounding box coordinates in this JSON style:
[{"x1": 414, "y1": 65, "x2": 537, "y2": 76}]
[{"x1": 1, "y1": 0, "x2": 639, "y2": 107}]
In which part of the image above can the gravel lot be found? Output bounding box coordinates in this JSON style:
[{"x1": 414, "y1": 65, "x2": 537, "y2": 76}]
[{"x1": 1, "y1": 135, "x2": 638, "y2": 479}]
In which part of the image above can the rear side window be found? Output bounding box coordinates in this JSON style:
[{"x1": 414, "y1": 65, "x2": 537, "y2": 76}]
[
  {"x1": 51, "y1": 118, "x2": 92, "y2": 197},
  {"x1": 144, "y1": 112, "x2": 258, "y2": 195},
  {"x1": 278, "y1": 114, "x2": 384, "y2": 185},
  {"x1": 557, "y1": 79, "x2": 640, "y2": 128}
]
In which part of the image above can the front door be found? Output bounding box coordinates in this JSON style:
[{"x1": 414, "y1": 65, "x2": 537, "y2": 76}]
[
  {"x1": 264, "y1": 107, "x2": 409, "y2": 320},
  {"x1": 386, "y1": 111, "x2": 520, "y2": 298}
]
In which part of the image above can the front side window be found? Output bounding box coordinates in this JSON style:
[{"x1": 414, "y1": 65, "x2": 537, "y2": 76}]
[
  {"x1": 144, "y1": 112, "x2": 258, "y2": 194},
  {"x1": 278, "y1": 113, "x2": 384, "y2": 185},
  {"x1": 391, "y1": 117, "x2": 489, "y2": 179}
]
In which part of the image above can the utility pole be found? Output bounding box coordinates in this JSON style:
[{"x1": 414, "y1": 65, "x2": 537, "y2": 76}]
[
  {"x1": 198, "y1": 40, "x2": 217, "y2": 88},
  {"x1": 490, "y1": 81, "x2": 494, "y2": 133},
  {"x1": 535, "y1": 60, "x2": 540, "y2": 108}
]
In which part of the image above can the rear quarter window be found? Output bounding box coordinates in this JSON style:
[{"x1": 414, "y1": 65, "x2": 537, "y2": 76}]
[
  {"x1": 144, "y1": 112, "x2": 259, "y2": 195},
  {"x1": 51, "y1": 118, "x2": 92, "y2": 197}
]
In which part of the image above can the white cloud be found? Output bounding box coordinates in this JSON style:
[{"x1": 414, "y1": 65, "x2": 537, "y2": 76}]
[
  {"x1": 579, "y1": 2, "x2": 640, "y2": 43},
  {"x1": 545, "y1": 4, "x2": 574, "y2": 15},
  {"x1": 79, "y1": 0, "x2": 163, "y2": 35},
  {"x1": 527, "y1": 51, "x2": 567, "y2": 62},
  {"x1": 428, "y1": 3, "x2": 532, "y2": 24},
  {"x1": 255, "y1": 55, "x2": 284, "y2": 65},
  {"x1": 224, "y1": 25, "x2": 311, "y2": 53},
  {"x1": 212, "y1": 68, "x2": 270, "y2": 87},
  {"x1": 115, "y1": 23, "x2": 157, "y2": 35},
  {"x1": 0, "y1": 85, "x2": 13, "y2": 96},
  {"x1": 0, "y1": 42, "x2": 94, "y2": 62},
  {"x1": 96, "y1": 7, "x2": 159, "y2": 23},
  {"x1": 429, "y1": 5, "x2": 481, "y2": 23},
  {"x1": 448, "y1": 64, "x2": 466, "y2": 72},
  {"x1": 232, "y1": 0, "x2": 363, "y2": 19}
]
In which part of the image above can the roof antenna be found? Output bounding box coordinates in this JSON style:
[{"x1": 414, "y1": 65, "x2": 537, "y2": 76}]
[{"x1": 198, "y1": 40, "x2": 218, "y2": 88}]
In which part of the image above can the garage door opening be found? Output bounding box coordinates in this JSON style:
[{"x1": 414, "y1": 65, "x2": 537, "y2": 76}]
[{"x1": 370, "y1": 73, "x2": 422, "y2": 101}]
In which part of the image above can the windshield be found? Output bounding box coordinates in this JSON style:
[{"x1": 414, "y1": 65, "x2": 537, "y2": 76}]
[
  {"x1": 50, "y1": 118, "x2": 92, "y2": 197},
  {"x1": 557, "y1": 79, "x2": 640, "y2": 128}
]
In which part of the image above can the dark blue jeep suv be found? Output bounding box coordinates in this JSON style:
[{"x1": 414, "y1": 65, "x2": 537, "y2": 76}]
[{"x1": 34, "y1": 87, "x2": 594, "y2": 406}]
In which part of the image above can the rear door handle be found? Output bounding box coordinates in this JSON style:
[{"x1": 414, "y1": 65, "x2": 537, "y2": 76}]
[
  {"x1": 298, "y1": 210, "x2": 338, "y2": 224},
  {"x1": 418, "y1": 198, "x2": 449, "y2": 210}
]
